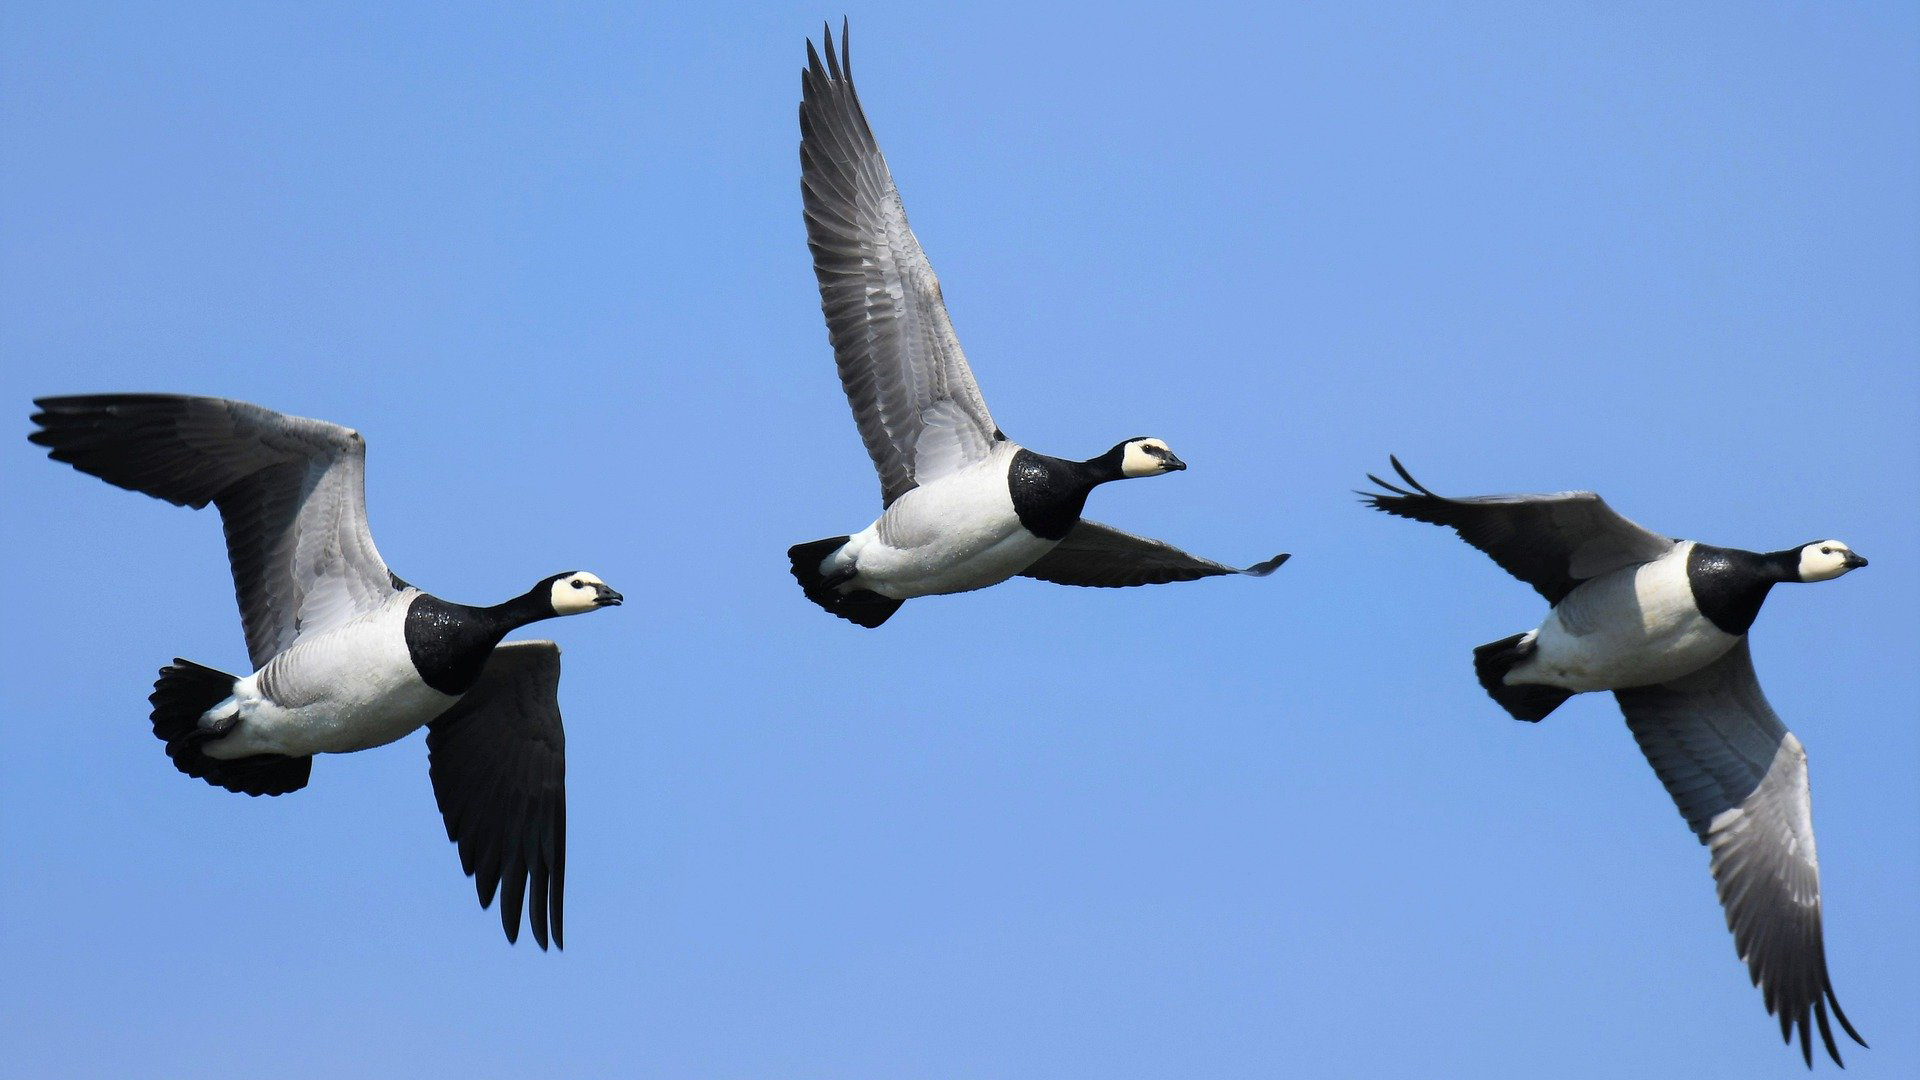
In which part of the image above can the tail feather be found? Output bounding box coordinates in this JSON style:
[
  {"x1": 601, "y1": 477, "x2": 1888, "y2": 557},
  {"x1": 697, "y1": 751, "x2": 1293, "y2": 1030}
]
[
  {"x1": 787, "y1": 536, "x2": 904, "y2": 629},
  {"x1": 1472, "y1": 634, "x2": 1573, "y2": 722},
  {"x1": 150, "y1": 659, "x2": 311, "y2": 796}
]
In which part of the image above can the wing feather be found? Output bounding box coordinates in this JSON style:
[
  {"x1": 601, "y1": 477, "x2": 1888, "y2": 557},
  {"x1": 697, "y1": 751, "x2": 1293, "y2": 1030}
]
[
  {"x1": 1020, "y1": 520, "x2": 1289, "y2": 588},
  {"x1": 800, "y1": 22, "x2": 999, "y2": 507},
  {"x1": 30, "y1": 394, "x2": 397, "y2": 667},
  {"x1": 1615, "y1": 642, "x2": 1865, "y2": 1066},
  {"x1": 1360, "y1": 456, "x2": 1673, "y2": 603},
  {"x1": 425, "y1": 641, "x2": 568, "y2": 950}
]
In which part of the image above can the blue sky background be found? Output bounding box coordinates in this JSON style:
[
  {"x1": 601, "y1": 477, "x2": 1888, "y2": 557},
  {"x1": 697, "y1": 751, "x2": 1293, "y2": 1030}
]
[{"x1": 3, "y1": 3, "x2": 1916, "y2": 1077}]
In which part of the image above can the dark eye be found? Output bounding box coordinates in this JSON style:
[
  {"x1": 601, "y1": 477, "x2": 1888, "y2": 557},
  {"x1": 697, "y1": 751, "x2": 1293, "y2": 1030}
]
[
  {"x1": 1821, "y1": 547, "x2": 1833, "y2": 555},
  {"x1": 571, "y1": 579, "x2": 588, "y2": 589}
]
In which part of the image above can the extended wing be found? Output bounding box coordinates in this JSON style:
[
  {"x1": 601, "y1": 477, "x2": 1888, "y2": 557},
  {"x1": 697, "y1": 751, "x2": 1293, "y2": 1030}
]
[
  {"x1": 1616, "y1": 642, "x2": 1865, "y2": 1067},
  {"x1": 801, "y1": 22, "x2": 1001, "y2": 507},
  {"x1": 426, "y1": 641, "x2": 568, "y2": 950},
  {"x1": 31, "y1": 394, "x2": 399, "y2": 667},
  {"x1": 1020, "y1": 520, "x2": 1288, "y2": 588},
  {"x1": 1361, "y1": 456, "x2": 1673, "y2": 603}
]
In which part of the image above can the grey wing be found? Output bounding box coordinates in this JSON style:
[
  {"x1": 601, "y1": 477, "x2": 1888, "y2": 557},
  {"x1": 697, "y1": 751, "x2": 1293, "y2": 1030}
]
[
  {"x1": 30, "y1": 394, "x2": 397, "y2": 668},
  {"x1": 1614, "y1": 641, "x2": 1866, "y2": 1067},
  {"x1": 1020, "y1": 520, "x2": 1290, "y2": 588},
  {"x1": 425, "y1": 641, "x2": 567, "y2": 950},
  {"x1": 801, "y1": 22, "x2": 1000, "y2": 507},
  {"x1": 1360, "y1": 456, "x2": 1673, "y2": 603}
]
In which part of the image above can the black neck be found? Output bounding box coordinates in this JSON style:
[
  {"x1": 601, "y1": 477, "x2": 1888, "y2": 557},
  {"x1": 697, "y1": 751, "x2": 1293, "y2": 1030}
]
[
  {"x1": 404, "y1": 588, "x2": 555, "y2": 695},
  {"x1": 484, "y1": 589, "x2": 561, "y2": 630},
  {"x1": 1008, "y1": 448, "x2": 1122, "y2": 540},
  {"x1": 1687, "y1": 543, "x2": 1795, "y2": 636},
  {"x1": 1763, "y1": 548, "x2": 1806, "y2": 583},
  {"x1": 1080, "y1": 444, "x2": 1130, "y2": 484}
]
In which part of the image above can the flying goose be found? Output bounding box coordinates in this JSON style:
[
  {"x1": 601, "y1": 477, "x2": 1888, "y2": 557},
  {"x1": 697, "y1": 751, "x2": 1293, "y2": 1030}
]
[
  {"x1": 787, "y1": 24, "x2": 1285, "y2": 627},
  {"x1": 29, "y1": 394, "x2": 622, "y2": 949},
  {"x1": 1362, "y1": 456, "x2": 1868, "y2": 1067}
]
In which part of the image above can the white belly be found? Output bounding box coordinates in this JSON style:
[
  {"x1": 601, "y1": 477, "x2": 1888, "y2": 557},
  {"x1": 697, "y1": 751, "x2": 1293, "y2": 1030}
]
[
  {"x1": 834, "y1": 451, "x2": 1058, "y2": 599},
  {"x1": 203, "y1": 598, "x2": 458, "y2": 758},
  {"x1": 1513, "y1": 542, "x2": 1738, "y2": 692}
]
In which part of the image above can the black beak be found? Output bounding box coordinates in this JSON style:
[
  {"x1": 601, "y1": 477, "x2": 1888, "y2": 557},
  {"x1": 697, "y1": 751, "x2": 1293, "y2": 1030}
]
[
  {"x1": 1163, "y1": 454, "x2": 1187, "y2": 472},
  {"x1": 1843, "y1": 552, "x2": 1868, "y2": 569},
  {"x1": 595, "y1": 585, "x2": 624, "y2": 606}
]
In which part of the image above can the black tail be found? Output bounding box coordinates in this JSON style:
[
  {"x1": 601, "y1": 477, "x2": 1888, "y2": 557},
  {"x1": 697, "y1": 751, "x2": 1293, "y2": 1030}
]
[
  {"x1": 1472, "y1": 633, "x2": 1573, "y2": 722},
  {"x1": 787, "y1": 536, "x2": 904, "y2": 629},
  {"x1": 150, "y1": 659, "x2": 312, "y2": 797}
]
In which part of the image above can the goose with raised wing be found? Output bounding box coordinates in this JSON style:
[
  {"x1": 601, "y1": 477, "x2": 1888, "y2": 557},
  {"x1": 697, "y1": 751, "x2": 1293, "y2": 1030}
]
[
  {"x1": 1362, "y1": 456, "x2": 1868, "y2": 1067},
  {"x1": 30, "y1": 394, "x2": 621, "y2": 949},
  {"x1": 787, "y1": 24, "x2": 1285, "y2": 628}
]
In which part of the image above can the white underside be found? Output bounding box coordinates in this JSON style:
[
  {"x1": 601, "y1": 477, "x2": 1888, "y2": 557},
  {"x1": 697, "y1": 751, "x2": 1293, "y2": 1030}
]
[
  {"x1": 824, "y1": 445, "x2": 1059, "y2": 599},
  {"x1": 1510, "y1": 541, "x2": 1740, "y2": 692},
  {"x1": 201, "y1": 591, "x2": 459, "y2": 759}
]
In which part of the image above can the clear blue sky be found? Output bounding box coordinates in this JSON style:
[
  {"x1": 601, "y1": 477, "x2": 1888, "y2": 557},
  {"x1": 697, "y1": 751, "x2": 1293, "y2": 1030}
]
[{"x1": 3, "y1": 3, "x2": 1915, "y2": 1077}]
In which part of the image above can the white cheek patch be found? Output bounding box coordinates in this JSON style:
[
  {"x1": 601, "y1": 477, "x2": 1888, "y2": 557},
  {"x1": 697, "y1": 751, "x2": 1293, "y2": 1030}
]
[
  {"x1": 1121, "y1": 441, "x2": 1166, "y2": 478},
  {"x1": 549, "y1": 575, "x2": 602, "y2": 615},
  {"x1": 1797, "y1": 543, "x2": 1850, "y2": 582}
]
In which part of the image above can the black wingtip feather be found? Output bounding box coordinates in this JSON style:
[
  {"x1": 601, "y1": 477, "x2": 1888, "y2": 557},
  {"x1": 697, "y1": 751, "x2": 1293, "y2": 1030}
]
[
  {"x1": 803, "y1": 20, "x2": 855, "y2": 92},
  {"x1": 1827, "y1": 985, "x2": 1866, "y2": 1048},
  {"x1": 1360, "y1": 458, "x2": 1427, "y2": 502},
  {"x1": 1244, "y1": 552, "x2": 1291, "y2": 576},
  {"x1": 1814, "y1": 999, "x2": 1840, "y2": 1068},
  {"x1": 1757, "y1": 955, "x2": 1866, "y2": 1067},
  {"x1": 1387, "y1": 454, "x2": 1441, "y2": 497},
  {"x1": 529, "y1": 862, "x2": 551, "y2": 951},
  {"x1": 499, "y1": 857, "x2": 528, "y2": 946},
  {"x1": 1808, "y1": 982, "x2": 1866, "y2": 1067},
  {"x1": 1363, "y1": 476, "x2": 1411, "y2": 499},
  {"x1": 550, "y1": 819, "x2": 567, "y2": 951}
]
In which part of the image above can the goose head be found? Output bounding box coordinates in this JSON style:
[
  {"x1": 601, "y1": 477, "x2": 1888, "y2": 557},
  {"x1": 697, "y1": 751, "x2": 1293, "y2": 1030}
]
[
  {"x1": 1112, "y1": 437, "x2": 1186, "y2": 479},
  {"x1": 1793, "y1": 541, "x2": 1868, "y2": 583},
  {"x1": 542, "y1": 570, "x2": 624, "y2": 615}
]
